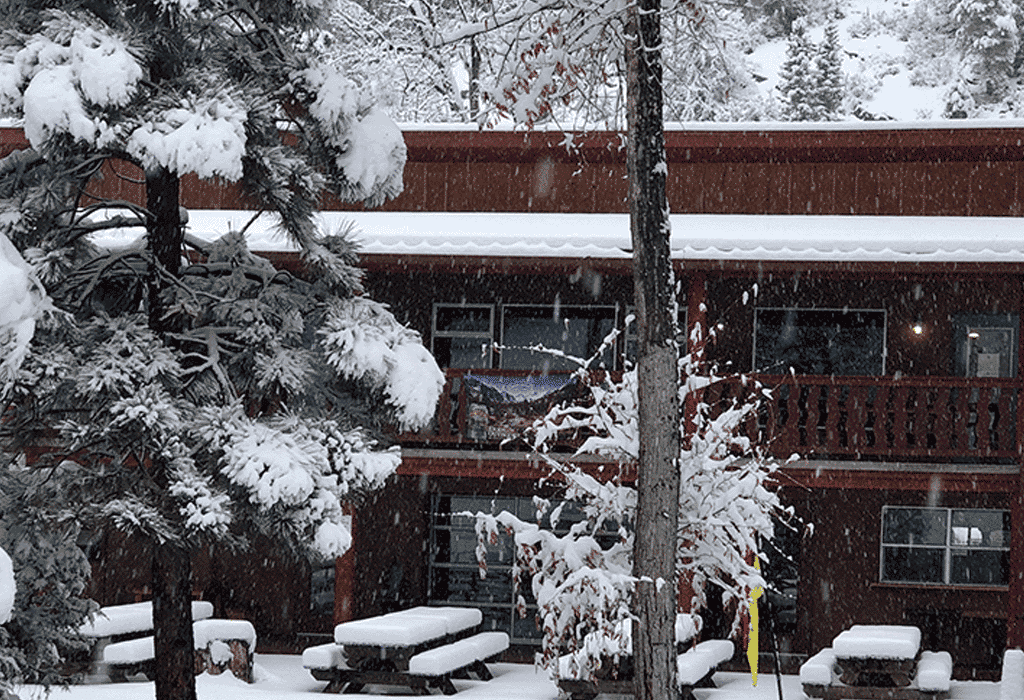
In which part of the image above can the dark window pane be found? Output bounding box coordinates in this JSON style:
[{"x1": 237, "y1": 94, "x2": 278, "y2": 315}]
[
  {"x1": 433, "y1": 337, "x2": 490, "y2": 369},
  {"x1": 755, "y1": 308, "x2": 885, "y2": 376},
  {"x1": 429, "y1": 567, "x2": 513, "y2": 604},
  {"x1": 501, "y1": 306, "x2": 616, "y2": 370},
  {"x1": 513, "y1": 610, "x2": 543, "y2": 640},
  {"x1": 951, "y1": 549, "x2": 1009, "y2": 586},
  {"x1": 883, "y1": 508, "x2": 947, "y2": 546},
  {"x1": 881, "y1": 546, "x2": 944, "y2": 583},
  {"x1": 435, "y1": 306, "x2": 492, "y2": 334}
]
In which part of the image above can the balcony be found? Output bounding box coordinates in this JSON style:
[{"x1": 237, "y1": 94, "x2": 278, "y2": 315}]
[{"x1": 405, "y1": 370, "x2": 1021, "y2": 465}]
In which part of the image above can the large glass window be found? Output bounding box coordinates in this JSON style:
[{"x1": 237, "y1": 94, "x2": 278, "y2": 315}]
[
  {"x1": 880, "y1": 507, "x2": 1009, "y2": 586},
  {"x1": 428, "y1": 494, "x2": 620, "y2": 644},
  {"x1": 753, "y1": 308, "x2": 886, "y2": 376},
  {"x1": 500, "y1": 305, "x2": 617, "y2": 371}
]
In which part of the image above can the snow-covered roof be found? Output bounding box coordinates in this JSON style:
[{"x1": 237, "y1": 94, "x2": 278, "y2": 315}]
[{"x1": 140, "y1": 210, "x2": 1024, "y2": 265}]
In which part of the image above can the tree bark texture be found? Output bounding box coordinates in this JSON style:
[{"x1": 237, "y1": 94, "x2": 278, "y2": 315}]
[
  {"x1": 145, "y1": 167, "x2": 197, "y2": 700},
  {"x1": 626, "y1": 0, "x2": 681, "y2": 698},
  {"x1": 146, "y1": 166, "x2": 182, "y2": 328},
  {"x1": 152, "y1": 540, "x2": 197, "y2": 700}
]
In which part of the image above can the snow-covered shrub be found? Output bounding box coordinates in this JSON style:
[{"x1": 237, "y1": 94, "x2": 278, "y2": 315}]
[{"x1": 473, "y1": 319, "x2": 784, "y2": 680}]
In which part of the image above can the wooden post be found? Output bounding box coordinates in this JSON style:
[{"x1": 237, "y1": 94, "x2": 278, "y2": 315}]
[
  {"x1": 334, "y1": 506, "x2": 356, "y2": 625},
  {"x1": 1009, "y1": 276, "x2": 1024, "y2": 648},
  {"x1": 678, "y1": 273, "x2": 707, "y2": 612}
]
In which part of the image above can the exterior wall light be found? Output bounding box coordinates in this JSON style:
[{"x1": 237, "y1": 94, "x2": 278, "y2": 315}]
[{"x1": 911, "y1": 321, "x2": 925, "y2": 336}]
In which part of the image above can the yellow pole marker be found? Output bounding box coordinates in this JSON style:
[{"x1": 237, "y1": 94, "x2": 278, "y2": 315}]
[{"x1": 748, "y1": 558, "x2": 763, "y2": 686}]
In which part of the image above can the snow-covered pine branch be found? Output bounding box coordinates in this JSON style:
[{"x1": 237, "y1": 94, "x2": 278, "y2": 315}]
[{"x1": 0, "y1": 3, "x2": 439, "y2": 692}]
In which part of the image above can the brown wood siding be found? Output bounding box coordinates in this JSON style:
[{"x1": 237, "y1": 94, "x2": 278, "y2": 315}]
[
  {"x1": 6, "y1": 126, "x2": 1024, "y2": 217},
  {"x1": 789, "y1": 486, "x2": 1012, "y2": 679}
]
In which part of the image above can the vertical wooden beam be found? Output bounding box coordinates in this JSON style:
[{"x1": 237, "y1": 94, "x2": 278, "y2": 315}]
[
  {"x1": 684, "y1": 271, "x2": 708, "y2": 439},
  {"x1": 334, "y1": 506, "x2": 357, "y2": 625},
  {"x1": 1009, "y1": 276, "x2": 1024, "y2": 649},
  {"x1": 678, "y1": 272, "x2": 707, "y2": 612}
]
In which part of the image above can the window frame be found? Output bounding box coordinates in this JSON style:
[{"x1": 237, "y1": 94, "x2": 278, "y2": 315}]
[
  {"x1": 752, "y1": 306, "x2": 888, "y2": 376},
  {"x1": 431, "y1": 303, "x2": 495, "y2": 369},
  {"x1": 879, "y1": 506, "x2": 1010, "y2": 588}
]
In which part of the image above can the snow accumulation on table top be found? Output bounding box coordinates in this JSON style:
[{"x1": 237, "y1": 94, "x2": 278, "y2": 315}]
[
  {"x1": 333, "y1": 606, "x2": 482, "y2": 647},
  {"x1": 87, "y1": 210, "x2": 1024, "y2": 265},
  {"x1": 832, "y1": 625, "x2": 922, "y2": 660},
  {"x1": 80, "y1": 600, "x2": 214, "y2": 638}
]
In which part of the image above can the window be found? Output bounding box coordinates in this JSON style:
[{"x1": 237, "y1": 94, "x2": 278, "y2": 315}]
[
  {"x1": 428, "y1": 495, "x2": 621, "y2": 644},
  {"x1": 753, "y1": 308, "x2": 886, "y2": 376},
  {"x1": 880, "y1": 507, "x2": 1010, "y2": 586},
  {"x1": 953, "y1": 314, "x2": 1018, "y2": 378},
  {"x1": 432, "y1": 304, "x2": 494, "y2": 369},
  {"x1": 500, "y1": 305, "x2": 617, "y2": 371}
]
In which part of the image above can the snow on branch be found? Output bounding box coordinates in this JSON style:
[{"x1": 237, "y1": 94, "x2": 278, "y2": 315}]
[{"x1": 471, "y1": 321, "x2": 785, "y2": 680}]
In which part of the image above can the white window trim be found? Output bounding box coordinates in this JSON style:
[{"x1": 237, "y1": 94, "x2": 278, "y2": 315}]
[{"x1": 879, "y1": 505, "x2": 1010, "y2": 587}]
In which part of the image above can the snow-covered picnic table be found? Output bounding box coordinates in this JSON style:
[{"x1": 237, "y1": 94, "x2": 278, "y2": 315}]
[
  {"x1": 302, "y1": 606, "x2": 509, "y2": 695},
  {"x1": 556, "y1": 614, "x2": 733, "y2": 700},
  {"x1": 79, "y1": 600, "x2": 215, "y2": 639},
  {"x1": 79, "y1": 601, "x2": 257, "y2": 683},
  {"x1": 800, "y1": 625, "x2": 952, "y2": 700}
]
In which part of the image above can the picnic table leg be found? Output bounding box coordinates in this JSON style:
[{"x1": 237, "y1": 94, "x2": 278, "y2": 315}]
[
  {"x1": 322, "y1": 676, "x2": 346, "y2": 694},
  {"x1": 429, "y1": 676, "x2": 459, "y2": 695},
  {"x1": 469, "y1": 660, "x2": 493, "y2": 681}
]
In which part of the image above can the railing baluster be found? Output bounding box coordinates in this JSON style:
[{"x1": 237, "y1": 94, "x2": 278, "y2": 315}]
[
  {"x1": 824, "y1": 382, "x2": 842, "y2": 454},
  {"x1": 931, "y1": 385, "x2": 953, "y2": 455},
  {"x1": 780, "y1": 382, "x2": 801, "y2": 456},
  {"x1": 805, "y1": 384, "x2": 822, "y2": 452},
  {"x1": 891, "y1": 384, "x2": 911, "y2": 452},
  {"x1": 846, "y1": 384, "x2": 869, "y2": 454}
]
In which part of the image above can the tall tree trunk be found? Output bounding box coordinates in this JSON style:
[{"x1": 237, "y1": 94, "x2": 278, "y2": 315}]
[
  {"x1": 145, "y1": 167, "x2": 197, "y2": 700},
  {"x1": 146, "y1": 166, "x2": 183, "y2": 327},
  {"x1": 152, "y1": 540, "x2": 197, "y2": 700},
  {"x1": 626, "y1": 0, "x2": 680, "y2": 699}
]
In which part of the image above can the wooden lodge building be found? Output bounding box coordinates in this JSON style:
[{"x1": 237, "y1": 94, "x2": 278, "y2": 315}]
[{"x1": 6, "y1": 123, "x2": 1024, "y2": 678}]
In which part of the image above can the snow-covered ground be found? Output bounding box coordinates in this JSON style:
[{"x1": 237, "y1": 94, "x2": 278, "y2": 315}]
[{"x1": 13, "y1": 657, "x2": 1004, "y2": 700}]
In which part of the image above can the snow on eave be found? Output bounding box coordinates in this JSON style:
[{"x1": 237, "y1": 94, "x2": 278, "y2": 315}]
[
  {"x1": 398, "y1": 118, "x2": 1024, "y2": 133},
  {"x1": 86, "y1": 210, "x2": 1024, "y2": 266}
]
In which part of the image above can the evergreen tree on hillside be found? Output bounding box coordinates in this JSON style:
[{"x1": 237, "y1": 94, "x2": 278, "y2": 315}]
[
  {"x1": 778, "y1": 18, "x2": 824, "y2": 120},
  {"x1": 817, "y1": 21, "x2": 845, "y2": 118},
  {"x1": 0, "y1": 2, "x2": 443, "y2": 698},
  {"x1": 950, "y1": 0, "x2": 1018, "y2": 99}
]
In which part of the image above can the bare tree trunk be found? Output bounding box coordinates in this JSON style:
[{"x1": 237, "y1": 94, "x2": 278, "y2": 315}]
[
  {"x1": 626, "y1": 0, "x2": 680, "y2": 698},
  {"x1": 152, "y1": 540, "x2": 197, "y2": 700},
  {"x1": 145, "y1": 166, "x2": 197, "y2": 700}
]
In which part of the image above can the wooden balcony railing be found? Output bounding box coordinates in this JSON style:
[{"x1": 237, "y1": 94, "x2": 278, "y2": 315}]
[
  {"x1": 744, "y1": 374, "x2": 1020, "y2": 462},
  {"x1": 405, "y1": 370, "x2": 1020, "y2": 464}
]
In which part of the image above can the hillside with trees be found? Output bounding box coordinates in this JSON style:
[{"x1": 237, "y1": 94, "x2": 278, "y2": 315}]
[{"x1": 325, "y1": 0, "x2": 1024, "y2": 123}]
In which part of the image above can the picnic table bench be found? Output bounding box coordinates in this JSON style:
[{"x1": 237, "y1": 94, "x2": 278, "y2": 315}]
[
  {"x1": 800, "y1": 625, "x2": 952, "y2": 700},
  {"x1": 80, "y1": 601, "x2": 256, "y2": 683},
  {"x1": 556, "y1": 614, "x2": 733, "y2": 700},
  {"x1": 302, "y1": 606, "x2": 509, "y2": 695}
]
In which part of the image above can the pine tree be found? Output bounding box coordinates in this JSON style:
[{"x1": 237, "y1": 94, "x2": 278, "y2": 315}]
[
  {"x1": 950, "y1": 0, "x2": 1019, "y2": 99},
  {"x1": 0, "y1": 465, "x2": 94, "y2": 690},
  {"x1": 943, "y1": 76, "x2": 977, "y2": 117},
  {"x1": 0, "y1": 2, "x2": 442, "y2": 698},
  {"x1": 777, "y1": 18, "x2": 824, "y2": 120},
  {"x1": 816, "y1": 21, "x2": 845, "y2": 119}
]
